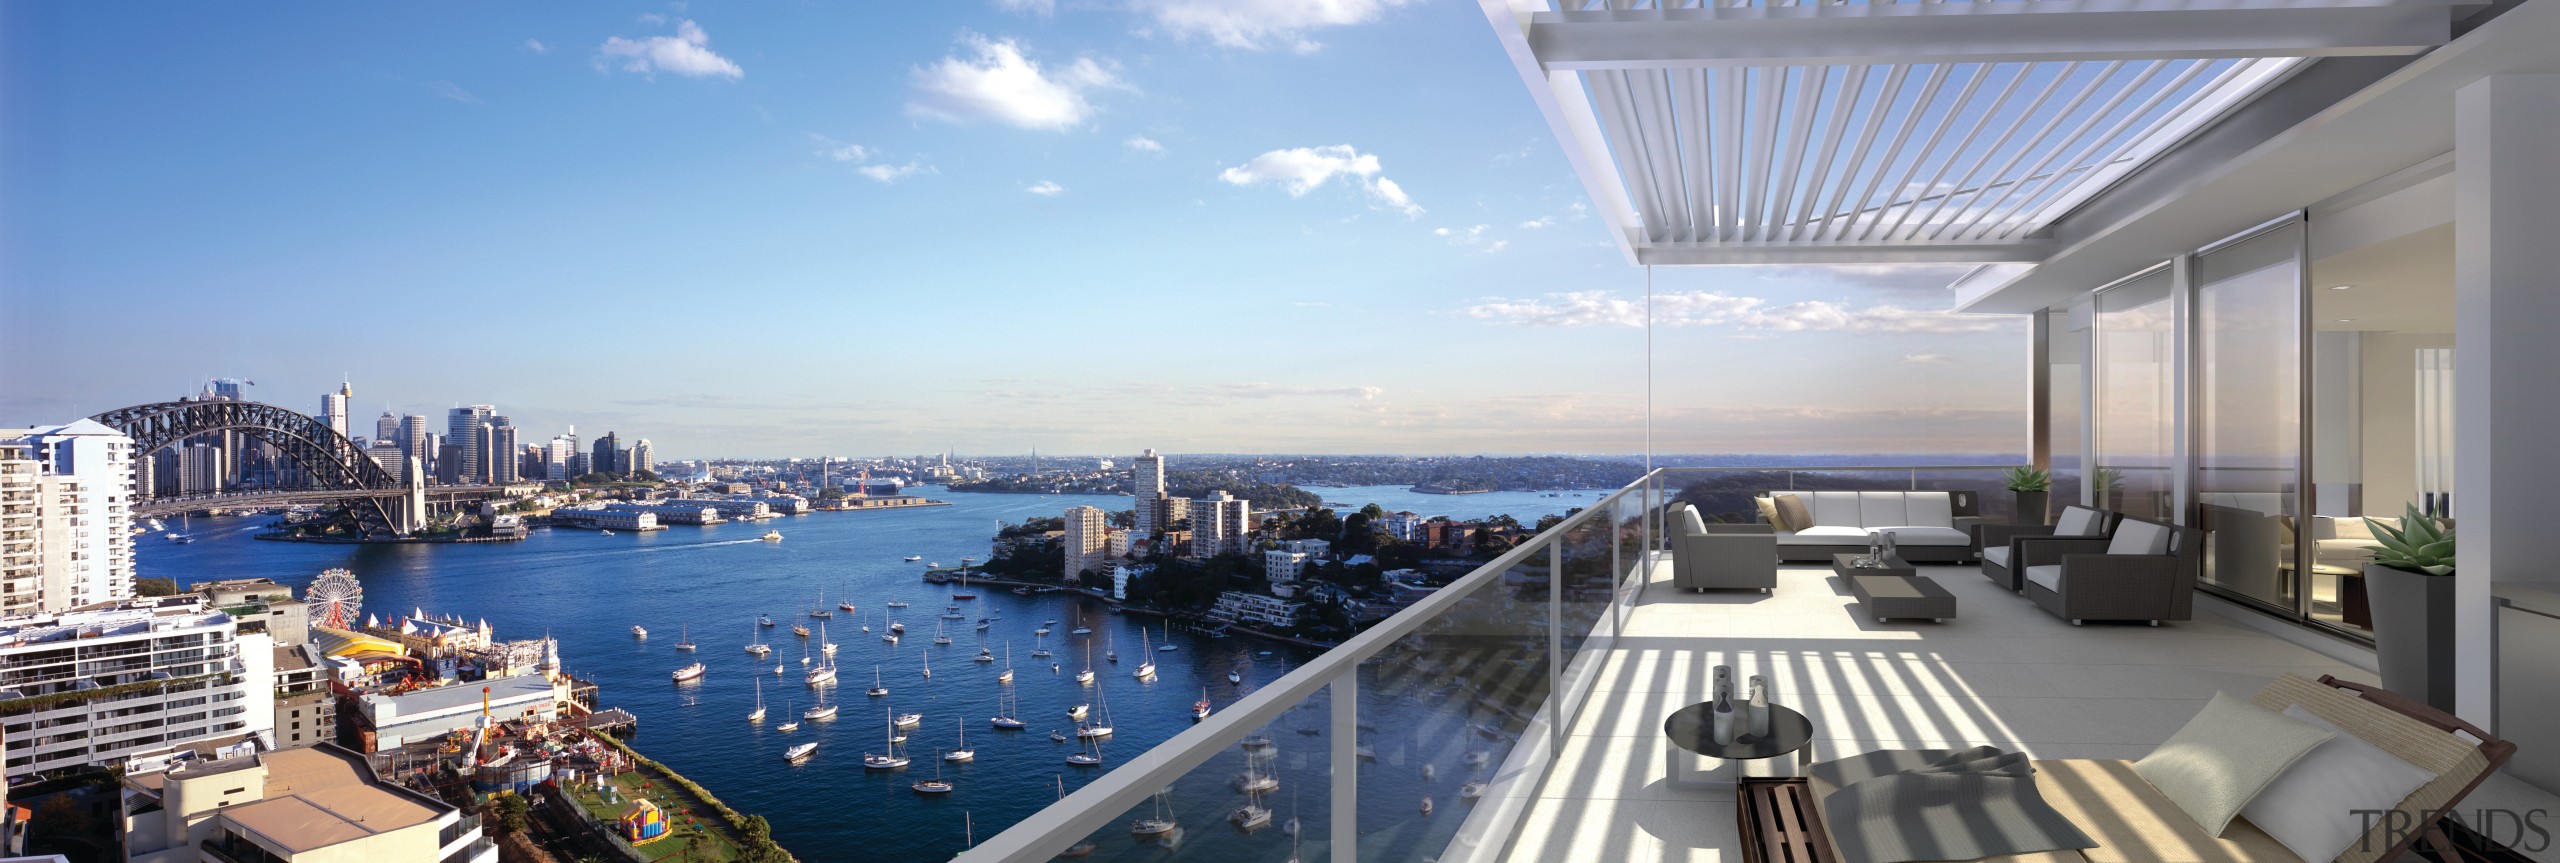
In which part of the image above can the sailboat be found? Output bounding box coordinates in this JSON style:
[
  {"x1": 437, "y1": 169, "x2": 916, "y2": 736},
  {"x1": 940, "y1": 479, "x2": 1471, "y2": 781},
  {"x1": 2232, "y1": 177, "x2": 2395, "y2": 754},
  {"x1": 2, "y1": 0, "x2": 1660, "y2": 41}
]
[
  {"x1": 674, "y1": 624, "x2": 696, "y2": 652},
  {"x1": 881, "y1": 609, "x2": 899, "y2": 643},
  {"x1": 913, "y1": 753, "x2": 955, "y2": 794},
  {"x1": 1056, "y1": 778, "x2": 1099, "y2": 857},
  {"x1": 748, "y1": 678, "x2": 767, "y2": 723},
  {"x1": 805, "y1": 622, "x2": 837, "y2": 686},
  {"x1": 745, "y1": 619, "x2": 771, "y2": 656},
  {"x1": 802, "y1": 685, "x2": 837, "y2": 721},
  {"x1": 1106, "y1": 629, "x2": 1118, "y2": 664},
  {"x1": 1133, "y1": 630, "x2": 1157, "y2": 680},
  {"x1": 810, "y1": 586, "x2": 833, "y2": 619},
  {"x1": 1066, "y1": 734, "x2": 1103, "y2": 766},
  {"x1": 991, "y1": 687, "x2": 1025, "y2": 729},
  {"x1": 773, "y1": 660, "x2": 784, "y2": 676},
  {"x1": 1235, "y1": 748, "x2": 1278, "y2": 794},
  {"x1": 975, "y1": 645, "x2": 994, "y2": 663},
  {"x1": 998, "y1": 643, "x2": 1015, "y2": 684},
  {"x1": 779, "y1": 696, "x2": 800, "y2": 733},
  {"x1": 1076, "y1": 641, "x2": 1095, "y2": 685},
  {"x1": 1076, "y1": 675, "x2": 1114, "y2": 738},
  {"x1": 1070, "y1": 609, "x2": 1092, "y2": 636},
  {"x1": 945, "y1": 719, "x2": 974, "y2": 761},
  {"x1": 868, "y1": 666, "x2": 888, "y2": 697},
  {"x1": 932, "y1": 619, "x2": 953, "y2": 646},
  {"x1": 838, "y1": 581, "x2": 858, "y2": 613},
  {"x1": 792, "y1": 623, "x2": 810, "y2": 638},
  {"x1": 1191, "y1": 688, "x2": 1211, "y2": 721},
  {"x1": 921, "y1": 650, "x2": 932, "y2": 680},
  {"x1": 1130, "y1": 788, "x2": 1176, "y2": 836},
  {"x1": 863, "y1": 708, "x2": 910, "y2": 769},
  {"x1": 1030, "y1": 631, "x2": 1052, "y2": 658}
]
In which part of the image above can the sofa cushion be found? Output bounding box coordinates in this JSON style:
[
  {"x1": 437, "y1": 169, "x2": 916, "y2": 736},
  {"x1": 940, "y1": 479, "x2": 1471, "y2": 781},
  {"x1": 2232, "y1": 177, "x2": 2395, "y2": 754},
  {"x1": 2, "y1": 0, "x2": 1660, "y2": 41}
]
[
  {"x1": 1811, "y1": 492, "x2": 1864, "y2": 527},
  {"x1": 1754, "y1": 496, "x2": 1781, "y2": 527},
  {"x1": 2107, "y1": 519, "x2": 2173, "y2": 556},
  {"x1": 2241, "y1": 706, "x2": 2438, "y2": 863},
  {"x1": 1772, "y1": 494, "x2": 1814, "y2": 532},
  {"x1": 2055, "y1": 506, "x2": 2104, "y2": 536},
  {"x1": 1860, "y1": 492, "x2": 1909, "y2": 530},
  {"x1": 1874, "y1": 526, "x2": 1971, "y2": 547},
  {"x1": 1778, "y1": 526, "x2": 1871, "y2": 545},
  {"x1": 2134, "y1": 692, "x2": 2335, "y2": 837},
  {"x1": 2024, "y1": 565, "x2": 2064, "y2": 592},
  {"x1": 1982, "y1": 547, "x2": 2011, "y2": 569},
  {"x1": 1681, "y1": 506, "x2": 1709, "y2": 536},
  {"x1": 1902, "y1": 492, "x2": 1955, "y2": 529}
]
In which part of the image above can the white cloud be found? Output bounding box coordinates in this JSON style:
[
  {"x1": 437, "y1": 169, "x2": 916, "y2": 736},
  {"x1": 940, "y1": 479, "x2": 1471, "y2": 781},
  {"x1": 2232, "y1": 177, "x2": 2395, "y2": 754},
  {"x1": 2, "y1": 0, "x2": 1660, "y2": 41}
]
[
  {"x1": 808, "y1": 133, "x2": 871, "y2": 163},
  {"x1": 858, "y1": 162, "x2": 934, "y2": 183},
  {"x1": 1025, "y1": 180, "x2": 1065, "y2": 196},
  {"x1": 1519, "y1": 216, "x2": 1555, "y2": 229},
  {"x1": 1487, "y1": 240, "x2": 1509, "y2": 253},
  {"x1": 1462, "y1": 290, "x2": 2014, "y2": 334},
  {"x1": 1567, "y1": 202, "x2": 1589, "y2": 219},
  {"x1": 523, "y1": 39, "x2": 550, "y2": 54},
  {"x1": 907, "y1": 34, "x2": 1126, "y2": 131},
  {"x1": 1903, "y1": 353, "x2": 1953, "y2": 364},
  {"x1": 1130, "y1": 0, "x2": 1417, "y2": 51},
  {"x1": 637, "y1": 12, "x2": 667, "y2": 25},
  {"x1": 426, "y1": 81, "x2": 482, "y2": 105},
  {"x1": 995, "y1": 0, "x2": 1056, "y2": 13},
  {"x1": 1219, "y1": 144, "x2": 1421, "y2": 217},
  {"x1": 597, "y1": 20, "x2": 743, "y2": 80},
  {"x1": 1124, "y1": 135, "x2": 1164, "y2": 153}
]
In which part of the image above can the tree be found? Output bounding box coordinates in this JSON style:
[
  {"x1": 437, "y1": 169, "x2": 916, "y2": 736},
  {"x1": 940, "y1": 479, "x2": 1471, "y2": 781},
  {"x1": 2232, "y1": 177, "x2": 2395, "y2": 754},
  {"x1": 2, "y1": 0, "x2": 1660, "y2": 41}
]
[
  {"x1": 492, "y1": 793, "x2": 530, "y2": 835},
  {"x1": 134, "y1": 577, "x2": 180, "y2": 597},
  {"x1": 1359, "y1": 503, "x2": 1386, "y2": 520}
]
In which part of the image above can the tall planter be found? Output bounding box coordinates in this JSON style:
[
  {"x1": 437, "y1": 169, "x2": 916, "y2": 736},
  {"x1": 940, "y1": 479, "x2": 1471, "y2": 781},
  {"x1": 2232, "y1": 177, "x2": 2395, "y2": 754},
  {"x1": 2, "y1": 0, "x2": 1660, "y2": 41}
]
[
  {"x1": 2364, "y1": 563, "x2": 2456, "y2": 712},
  {"x1": 2013, "y1": 490, "x2": 2050, "y2": 525}
]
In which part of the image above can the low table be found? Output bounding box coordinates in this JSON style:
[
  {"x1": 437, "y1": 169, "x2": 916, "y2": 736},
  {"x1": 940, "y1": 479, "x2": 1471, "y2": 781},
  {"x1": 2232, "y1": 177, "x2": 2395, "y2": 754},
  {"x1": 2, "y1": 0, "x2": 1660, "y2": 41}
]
[
  {"x1": 1663, "y1": 701, "x2": 1814, "y2": 789},
  {"x1": 1834, "y1": 553, "x2": 1957, "y2": 622}
]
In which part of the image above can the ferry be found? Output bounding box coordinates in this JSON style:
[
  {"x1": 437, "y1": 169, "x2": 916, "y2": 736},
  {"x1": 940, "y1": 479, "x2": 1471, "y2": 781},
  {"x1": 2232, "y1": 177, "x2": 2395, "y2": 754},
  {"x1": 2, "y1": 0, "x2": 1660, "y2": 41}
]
[
  {"x1": 596, "y1": 530, "x2": 612, "y2": 537},
  {"x1": 761, "y1": 530, "x2": 783, "y2": 542},
  {"x1": 671, "y1": 663, "x2": 706, "y2": 683}
]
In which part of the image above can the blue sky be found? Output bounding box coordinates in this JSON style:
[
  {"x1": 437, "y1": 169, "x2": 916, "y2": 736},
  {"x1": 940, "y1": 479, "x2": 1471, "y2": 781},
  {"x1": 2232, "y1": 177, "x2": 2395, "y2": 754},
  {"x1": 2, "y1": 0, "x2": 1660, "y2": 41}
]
[{"x1": 0, "y1": 0, "x2": 2026, "y2": 458}]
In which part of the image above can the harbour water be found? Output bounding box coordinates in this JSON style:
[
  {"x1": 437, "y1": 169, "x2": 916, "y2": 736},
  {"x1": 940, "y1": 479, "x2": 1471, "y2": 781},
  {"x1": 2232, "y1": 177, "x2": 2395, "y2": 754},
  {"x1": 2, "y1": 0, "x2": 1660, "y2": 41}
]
[{"x1": 136, "y1": 487, "x2": 1576, "y2": 861}]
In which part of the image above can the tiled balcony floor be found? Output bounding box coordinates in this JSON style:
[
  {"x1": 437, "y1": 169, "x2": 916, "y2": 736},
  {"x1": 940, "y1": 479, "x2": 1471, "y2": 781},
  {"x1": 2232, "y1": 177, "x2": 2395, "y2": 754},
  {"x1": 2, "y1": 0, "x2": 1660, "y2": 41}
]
[{"x1": 1495, "y1": 560, "x2": 2560, "y2": 863}]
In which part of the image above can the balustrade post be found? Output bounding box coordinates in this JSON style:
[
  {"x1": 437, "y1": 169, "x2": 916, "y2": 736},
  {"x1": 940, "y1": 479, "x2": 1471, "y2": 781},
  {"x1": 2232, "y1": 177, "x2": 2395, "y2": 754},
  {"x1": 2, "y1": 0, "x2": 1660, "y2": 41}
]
[
  {"x1": 1549, "y1": 540, "x2": 1564, "y2": 752},
  {"x1": 1331, "y1": 673, "x2": 1358, "y2": 863}
]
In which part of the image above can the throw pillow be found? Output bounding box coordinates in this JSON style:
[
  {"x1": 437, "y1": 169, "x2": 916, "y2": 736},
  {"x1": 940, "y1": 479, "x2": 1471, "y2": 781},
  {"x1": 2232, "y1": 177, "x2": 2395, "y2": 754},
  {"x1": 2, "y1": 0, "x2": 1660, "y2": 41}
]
[
  {"x1": 1773, "y1": 495, "x2": 1814, "y2": 533},
  {"x1": 2106, "y1": 519, "x2": 2174, "y2": 556},
  {"x1": 2134, "y1": 692, "x2": 2335, "y2": 836},
  {"x1": 1754, "y1": 496, "x2": 1782, "y2": 528},
  {"x1": 2241, "y1": 706, "x2": 2438, "y2": 863}
]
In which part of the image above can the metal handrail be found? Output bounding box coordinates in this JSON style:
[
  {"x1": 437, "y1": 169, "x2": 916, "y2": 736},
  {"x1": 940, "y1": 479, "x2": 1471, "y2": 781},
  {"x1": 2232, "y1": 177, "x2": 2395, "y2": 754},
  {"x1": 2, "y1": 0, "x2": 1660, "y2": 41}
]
[{"x1": 957, "y1": 473, "x2": 1658, "y2": 863}]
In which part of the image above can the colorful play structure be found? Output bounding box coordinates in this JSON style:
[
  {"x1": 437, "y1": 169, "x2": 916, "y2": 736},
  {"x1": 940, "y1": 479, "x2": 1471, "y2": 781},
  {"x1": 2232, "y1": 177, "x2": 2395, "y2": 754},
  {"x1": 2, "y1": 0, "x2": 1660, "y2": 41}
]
[{"x1": 619, "y1": 798, "x2": 669, "y2": 844}]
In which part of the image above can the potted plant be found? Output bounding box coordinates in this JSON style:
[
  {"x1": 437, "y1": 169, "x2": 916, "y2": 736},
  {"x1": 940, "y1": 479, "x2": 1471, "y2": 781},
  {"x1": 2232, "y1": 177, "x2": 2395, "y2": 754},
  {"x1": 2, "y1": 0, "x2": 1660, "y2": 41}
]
[
  {"x1": 2003, "y1": 466, "x2": 2052, "y2": 525},
  {"x1": 2091, "y1": 467, "x2": 2126, "y2": 512},
  {"x1": 2363, "y1": 503, "x2": 2456, "y2": 711}
]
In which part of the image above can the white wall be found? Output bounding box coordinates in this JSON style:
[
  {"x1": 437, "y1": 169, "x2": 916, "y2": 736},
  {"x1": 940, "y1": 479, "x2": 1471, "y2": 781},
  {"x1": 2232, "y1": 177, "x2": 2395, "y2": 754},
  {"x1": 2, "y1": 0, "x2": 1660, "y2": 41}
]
[{"x1": 2357, "y1": 332, "x2": 2456, "y2": 517}]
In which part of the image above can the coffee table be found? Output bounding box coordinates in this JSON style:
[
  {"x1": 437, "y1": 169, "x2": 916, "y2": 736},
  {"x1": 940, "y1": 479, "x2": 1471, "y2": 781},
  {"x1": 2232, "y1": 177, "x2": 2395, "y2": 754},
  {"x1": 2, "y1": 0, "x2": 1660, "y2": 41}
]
[
  {"x1": 1832, "y1": 553, "x2": 1958, "y2": 622},
  {"x1": 1663, "y1": 701, "x2": 1814, "y2": 788}
]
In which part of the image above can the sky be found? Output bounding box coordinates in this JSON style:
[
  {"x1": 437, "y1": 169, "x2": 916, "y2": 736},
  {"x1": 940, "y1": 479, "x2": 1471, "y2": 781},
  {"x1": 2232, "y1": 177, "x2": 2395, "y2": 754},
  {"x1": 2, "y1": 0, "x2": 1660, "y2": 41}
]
[{"x1": 0, "y1": 0, "x2": 2028, "y2": 459}]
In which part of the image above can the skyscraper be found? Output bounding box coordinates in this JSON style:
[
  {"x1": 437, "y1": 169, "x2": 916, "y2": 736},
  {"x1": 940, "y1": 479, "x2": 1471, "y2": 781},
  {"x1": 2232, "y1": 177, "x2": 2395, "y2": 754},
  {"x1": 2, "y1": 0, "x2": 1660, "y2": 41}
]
[
  {"x1": 5, "y1": 421, "x2": 136, "y2": 611},
  {"x1": 489, "y1": 418, "x2": 519, "y2": 484},
  {"x1": 592, "y1": 432, "x2": 620, "y2": 478},
  {"x1": 629, "y1": 439, "x2": 654, "y2": 477},
  {"x1": 1191, "y1": 490, "x2": 1252, "y2": 558},
  {"x1": 320, "y1": 380, "x2": 351, "y2": 440},
  {"x1": 1063, "y1": 506, "x2": 1108, "y2": 580},
  {"x1": 1132, "y1": 448, "x2": 1168, "y2": 534},
  {"x1": 447, "y1": 405, "x2": 494, "y2": 484},
  {"x1": 398, "y1": 414, "x2": 430, "y2": 478},
  {"x1": 375, "y1": 411, "x2": 399, "y2": 444}
]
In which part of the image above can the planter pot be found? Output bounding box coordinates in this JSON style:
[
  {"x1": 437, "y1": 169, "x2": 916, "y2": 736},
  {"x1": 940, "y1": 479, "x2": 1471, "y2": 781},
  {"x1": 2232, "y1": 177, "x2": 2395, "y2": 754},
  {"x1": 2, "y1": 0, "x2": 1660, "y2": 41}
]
[
  {"x1": 2013, "y1": 490, "x2": 2050, "y2": 525},
  {"x1": 2364, "y1": 563, "x2": 2457, "y2": 712}
]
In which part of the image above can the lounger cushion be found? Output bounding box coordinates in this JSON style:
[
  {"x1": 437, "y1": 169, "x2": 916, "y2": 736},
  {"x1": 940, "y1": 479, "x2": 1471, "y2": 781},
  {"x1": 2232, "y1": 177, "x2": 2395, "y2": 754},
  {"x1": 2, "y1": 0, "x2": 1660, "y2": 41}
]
[
  {"x1": 2029, "y1": 760, "x2": 2299, "y2": 863},
  {"x1": 2242, "y1": 706, "x2": 2438, "y2": 863},
  {"x1": 2023, "y1": 565, "x2": 2064, "y2": 592},
  {"x1": 1983, "y1": 547, "x2": 2011, "y2": 569},
  {"x1": 2134, "y1": 692, "x2": 2335, "y2": 837},
  {"x1": 2108, "y1": 520, "x2": 2174, "y2": 556}
]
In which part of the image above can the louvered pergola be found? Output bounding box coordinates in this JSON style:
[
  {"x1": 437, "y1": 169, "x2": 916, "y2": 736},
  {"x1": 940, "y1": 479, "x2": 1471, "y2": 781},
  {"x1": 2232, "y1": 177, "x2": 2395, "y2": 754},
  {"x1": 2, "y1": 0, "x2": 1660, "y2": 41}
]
[{"x1": 1480, "y1": 0, "x2": 2452, "y2": 265}]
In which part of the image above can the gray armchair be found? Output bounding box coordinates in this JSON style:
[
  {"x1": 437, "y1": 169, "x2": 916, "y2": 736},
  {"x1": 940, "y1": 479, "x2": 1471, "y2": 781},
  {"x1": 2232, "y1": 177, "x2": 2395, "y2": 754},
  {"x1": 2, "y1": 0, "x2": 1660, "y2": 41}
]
[
  {"x1": 1978, "y1": 505, "x2": 2118, "y2": 592},
  {"x1": 2016, "y1": 516, "x2": 2199, "y2": 625},
  {"x1": 1668, "y1": 504, "x2": 1778, "y2": 594}
]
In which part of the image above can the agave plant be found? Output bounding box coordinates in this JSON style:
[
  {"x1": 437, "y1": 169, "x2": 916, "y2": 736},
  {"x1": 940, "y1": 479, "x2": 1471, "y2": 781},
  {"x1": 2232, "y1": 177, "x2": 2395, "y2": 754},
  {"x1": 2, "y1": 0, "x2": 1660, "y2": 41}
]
[
  {"x1": 2366, "y1": 503, "x2": 2455, "y2": 576},
  {"x1": 2002, "y1": 466, "x2": 2051, "y2": 493}
]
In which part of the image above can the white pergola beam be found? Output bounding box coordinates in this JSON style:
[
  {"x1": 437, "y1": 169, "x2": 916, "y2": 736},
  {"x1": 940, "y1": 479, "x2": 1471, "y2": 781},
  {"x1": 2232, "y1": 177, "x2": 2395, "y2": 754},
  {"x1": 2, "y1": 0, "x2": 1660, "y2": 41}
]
[
  {"x1": 1530, "y1": 0, "x2": 2449, "y2": 69},
  {"x1": 1639, "y1": 239, "x2": 2058, "y2": 265}
]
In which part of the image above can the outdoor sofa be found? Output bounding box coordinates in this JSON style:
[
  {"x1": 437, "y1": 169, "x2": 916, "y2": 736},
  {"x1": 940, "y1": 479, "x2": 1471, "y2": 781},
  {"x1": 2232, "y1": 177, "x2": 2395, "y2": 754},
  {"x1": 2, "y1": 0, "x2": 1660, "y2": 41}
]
[{"x1": 1758, "y1": 491, "x2": 1985, "y2": 563}]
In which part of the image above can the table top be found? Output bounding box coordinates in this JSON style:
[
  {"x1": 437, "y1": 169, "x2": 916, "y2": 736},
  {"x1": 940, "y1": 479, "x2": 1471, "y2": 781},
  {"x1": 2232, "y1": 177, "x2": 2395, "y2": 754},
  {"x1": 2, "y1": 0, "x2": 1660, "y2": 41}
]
[
  {"x1": 1663, "y1": 702, "x2": 1814, "y2": 760},
  {"x1": 1831, "y1": 552, "x2": 1914, "y2": 576}
]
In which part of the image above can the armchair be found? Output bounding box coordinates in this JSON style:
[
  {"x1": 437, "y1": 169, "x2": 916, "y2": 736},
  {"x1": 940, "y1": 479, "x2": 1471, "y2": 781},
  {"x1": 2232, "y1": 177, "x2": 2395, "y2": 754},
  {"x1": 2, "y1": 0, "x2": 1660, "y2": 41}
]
[
  {"x1": 1977, "y1": 505, "x2": 2117, "y2": 592},
  {"x1": 1668, "y1": 504, "x2": 1778, "y2": 594},
  {"x1": 2016, "y1": 516, "x2": 2200, "y2": 625}
]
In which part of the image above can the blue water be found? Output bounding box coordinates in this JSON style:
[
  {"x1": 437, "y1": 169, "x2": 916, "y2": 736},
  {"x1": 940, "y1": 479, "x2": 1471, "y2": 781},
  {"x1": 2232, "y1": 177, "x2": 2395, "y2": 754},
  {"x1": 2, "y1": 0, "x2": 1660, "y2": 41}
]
[{"x1": 136, "y1": 487, "x2": 1576, "y2": 861}]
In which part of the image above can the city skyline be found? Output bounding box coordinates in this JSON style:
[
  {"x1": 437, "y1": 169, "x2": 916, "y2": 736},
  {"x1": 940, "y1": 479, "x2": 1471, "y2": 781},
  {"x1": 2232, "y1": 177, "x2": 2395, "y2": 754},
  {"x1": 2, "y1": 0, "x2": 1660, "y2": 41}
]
[{"x1": 1, "y1": 2, "x2": 2026, "y2": 457}]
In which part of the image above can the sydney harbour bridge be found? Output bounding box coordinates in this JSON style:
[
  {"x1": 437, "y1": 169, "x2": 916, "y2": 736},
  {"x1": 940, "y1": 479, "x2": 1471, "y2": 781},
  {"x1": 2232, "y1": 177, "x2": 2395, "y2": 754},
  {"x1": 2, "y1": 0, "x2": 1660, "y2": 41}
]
[{"x1": 91, "y1": 400, "x2": 506, "y2": 540}]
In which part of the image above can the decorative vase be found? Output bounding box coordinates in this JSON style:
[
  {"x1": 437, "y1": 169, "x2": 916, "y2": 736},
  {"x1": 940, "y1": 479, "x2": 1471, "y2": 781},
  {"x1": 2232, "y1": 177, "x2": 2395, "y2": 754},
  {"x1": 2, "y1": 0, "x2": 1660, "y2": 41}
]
[
  {"x1": 2014, "y1": 489, "x2": 2050, "y2": 525},
  {"x1": 2364, "y1": 563, "x2": 2456, "y2": 712}
]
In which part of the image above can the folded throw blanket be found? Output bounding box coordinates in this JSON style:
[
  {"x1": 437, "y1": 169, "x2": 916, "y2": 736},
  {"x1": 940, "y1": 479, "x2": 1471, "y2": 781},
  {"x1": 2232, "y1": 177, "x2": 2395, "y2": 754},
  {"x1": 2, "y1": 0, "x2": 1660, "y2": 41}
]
[{"x1": 1811, "y1": 748, "x2": 2096, "y2": 863}]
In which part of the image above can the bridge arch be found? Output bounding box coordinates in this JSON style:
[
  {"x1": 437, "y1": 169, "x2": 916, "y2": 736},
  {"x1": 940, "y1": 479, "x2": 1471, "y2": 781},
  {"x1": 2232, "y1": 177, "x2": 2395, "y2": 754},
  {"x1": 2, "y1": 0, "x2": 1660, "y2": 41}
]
[{"x1": 90, "y1": 400, "x2": 417, "y2": 538}]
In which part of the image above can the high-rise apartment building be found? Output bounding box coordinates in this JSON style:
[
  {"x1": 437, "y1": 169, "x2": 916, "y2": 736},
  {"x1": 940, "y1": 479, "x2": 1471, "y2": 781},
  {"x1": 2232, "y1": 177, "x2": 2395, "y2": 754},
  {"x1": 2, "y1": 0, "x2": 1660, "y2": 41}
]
[
  {"x1": 1132, "y1": 449, "x2": 1168, "y2": 534},
  {"x1": 1062, "y1": 506, "x2": 1108, "y2": 580},
  {"x1": 4, "y1": 421, "x2": 137, "y2": 612},
  {"x1": 629, "y1": 439, "x2": 653, "y2": 477},
  {"x1": 546, "y1": 431, "x2": 579, "y2": 482},
  {"x1": 0, "y1": 596, "x2": 269, "y2": 781},
  {"x1": 0, "y1": 442, "x2": 41, "y2": 617},
  {"x1": 1190, "y1": 490, "x2": 1252, "y2": 558},
  {"x1": 591, "y1": 432, "x2": 620, "y2": 478},
  {"x1": 445, "y1": 406, "x2": 493, "y2": 484},
  {"x1": 319, "y1": 381, "x2": 351, "y2": 440}
]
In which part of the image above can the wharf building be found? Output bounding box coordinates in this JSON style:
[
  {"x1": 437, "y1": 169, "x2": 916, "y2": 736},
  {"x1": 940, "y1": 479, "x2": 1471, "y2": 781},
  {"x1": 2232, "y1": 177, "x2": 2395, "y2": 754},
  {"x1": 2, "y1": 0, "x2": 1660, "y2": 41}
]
[
  {"x1": 548, "y1": 506, "x2": 659, "y2": 531},
  {"x1": 0, "y1": 596, "x2": 270, "y2": 782},
  {"x1": 604, "y1": 503, "x2": 722, "y2": 525},
  {"x1": 119, "y1": 743, "x2": 495, "y2": 863},
  {"x1": 665, "y1": 497, "x2": 779, "y2": 519}
]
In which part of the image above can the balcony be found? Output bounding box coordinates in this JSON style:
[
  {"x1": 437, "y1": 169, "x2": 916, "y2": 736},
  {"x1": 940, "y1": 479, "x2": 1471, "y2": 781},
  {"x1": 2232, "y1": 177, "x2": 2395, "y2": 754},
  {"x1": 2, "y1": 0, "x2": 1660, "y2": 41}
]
[{"x1": 962, "y1": 469, "x2": 2560, "y2": 863}]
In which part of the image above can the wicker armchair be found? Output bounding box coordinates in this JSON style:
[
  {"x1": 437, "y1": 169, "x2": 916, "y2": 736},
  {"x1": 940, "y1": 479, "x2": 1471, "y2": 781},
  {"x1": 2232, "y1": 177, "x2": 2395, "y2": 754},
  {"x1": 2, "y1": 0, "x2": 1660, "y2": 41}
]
[
  {"x1": 1977, "y1": 505, "x2": 2119, "y2": 592},
  {"x1": 2016, "y1": 515, "x2": 2199, "y2": 625},
  {"x1": 1668, "y1": 505, "x2": 1778, "y2": 594}
]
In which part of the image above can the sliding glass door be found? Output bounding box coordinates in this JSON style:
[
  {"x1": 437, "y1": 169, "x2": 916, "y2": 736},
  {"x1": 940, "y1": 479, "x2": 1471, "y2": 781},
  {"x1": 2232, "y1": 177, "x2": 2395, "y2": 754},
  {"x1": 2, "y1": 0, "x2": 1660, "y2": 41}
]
[
  {"x1": 2093, "y1": 268, "x2": 2175, "y2": 522},
  {"x1": 2192, "y1": 219, "x2": 2306, "y2": 612}
]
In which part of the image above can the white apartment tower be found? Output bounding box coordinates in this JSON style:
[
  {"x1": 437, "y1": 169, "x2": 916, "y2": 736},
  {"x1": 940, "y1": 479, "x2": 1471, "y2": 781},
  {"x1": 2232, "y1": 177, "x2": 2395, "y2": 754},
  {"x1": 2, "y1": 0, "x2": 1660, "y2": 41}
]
[
  {"x1": 1063, "y1": 505, "x2": 1108, "y2": 581},
  {"x1": 629, "y1": 439, "x2": 653, "y2": 477},
  {"x1": 7, "y1": 421, "x2": 137, "y2": 612},
  {"x1": 319, "y1": 381, "x2": 351, "y2": 441},
  {"x1": 1132, "y1": 449, "x2": 1166, "y2": 534},
  {"x1": 1, "y1": 442, "x2": 40, "y2": 617},
  {"x1": 1191, "y1": 490, "x2": 1252, "y2": 558}
]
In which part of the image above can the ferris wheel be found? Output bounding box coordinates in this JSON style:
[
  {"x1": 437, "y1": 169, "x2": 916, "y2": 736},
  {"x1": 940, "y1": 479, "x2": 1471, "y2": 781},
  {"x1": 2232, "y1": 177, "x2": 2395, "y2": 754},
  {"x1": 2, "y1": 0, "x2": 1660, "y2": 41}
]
[{"x1": 306, "y1": 568, "x2": 364, "y2": 630}]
